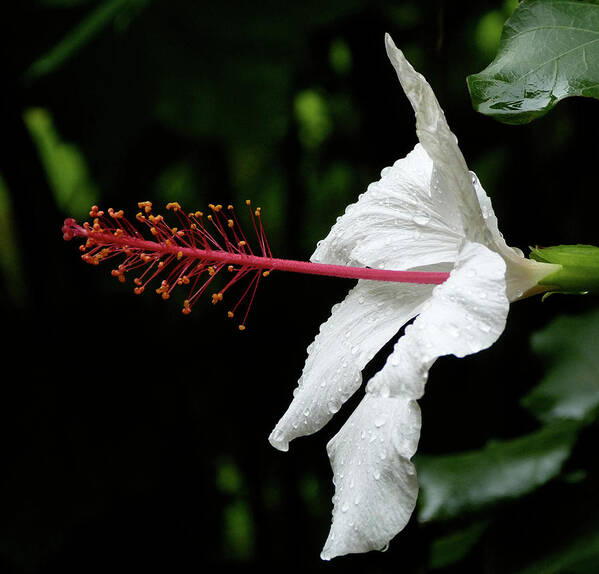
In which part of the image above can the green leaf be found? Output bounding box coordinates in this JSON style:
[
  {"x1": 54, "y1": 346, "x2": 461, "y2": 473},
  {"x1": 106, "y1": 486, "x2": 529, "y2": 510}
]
[
  {"x1": 521, "y1": 309, "x2": 599, "y2": 424},
  {"x1": 417, "y1": 420, "x2": 579, "y2": 522},
  {"x1": 429, "y1": 520, "x2": 490, "y2": 570},
  {"x1": 23, "y1": 107, "x2": 99, "y2": 218},
  {"x1": 25, "y1": 0, "x2": 146, "y2": 80},
  {"x1": 467, "y1": 0, "x2": 599, "y2": 124}
]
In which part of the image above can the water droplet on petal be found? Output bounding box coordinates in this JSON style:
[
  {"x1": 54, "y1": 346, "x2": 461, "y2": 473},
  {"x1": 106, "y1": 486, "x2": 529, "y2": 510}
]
[
  {"x1": 412, "y1": 214, "x2": 430, "y2": 226},
  {"x1": 328, "y1": 401, "x2": 340, "y2": 414}
]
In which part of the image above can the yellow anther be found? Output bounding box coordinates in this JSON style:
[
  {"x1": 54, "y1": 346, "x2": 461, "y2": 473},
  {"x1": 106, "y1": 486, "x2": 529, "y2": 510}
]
[
  {"x1": 262, "y1": 270, "x2": 270, "y2": 277},
  {"x1": 214, "y1": 204, "x2": 222, "y2": 212},
  {"x1": 166, "y1": 202, "x2": 181, "y2": 211},
  {"x1": 177, "y1": 251, "x2": 183, "y2": 260},
  {"x1": 245, "y1": 199, "x2": 251, "y2": 205},
  {"x1": 138, "y1": 201, "x2": 153, "y2": 214},
  {"x1": 195, "y1": 211, "x2": 203, "y2": 217},
  {"x1": 227, "y1": 311, "x2": 234, "y2": 318},
  {"x1": 238, "y1": 324, "x2": 246, "y2": 331},
  {"x1": 227, "y1": 219, "x2": 234, "y2": 228},
  {"x1": 150, "y1": 227, "x2": 157, "y2": 236},
  {"x1": 227, "y1": 265, "x2": 234, "y2": 272},
  {"x1": 238, "y1": 240, "x2": 246, "y2": 247},
  {"x1": 207, "y1": 214, "x2": 213, "y2": 221},
  {"x1": 255, "y1": 208, "x2": 261, "y2": 216},
  {"x1": 136, "y1": 212, "x2": 145, "y2": 222},
  {"x1": 227, "y1": 205, "x2": 234, "y2": 210},
  {"x1": 208, "y1": 266, "x2": 215, "y2": 276}
]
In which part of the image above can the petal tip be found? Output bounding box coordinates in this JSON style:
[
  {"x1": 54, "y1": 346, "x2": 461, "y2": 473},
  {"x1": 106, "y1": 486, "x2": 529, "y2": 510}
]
[
  {"x1": 268, "y1": 429, "x2": 290, "y2": 452},
  {"x1": 384, "y1": 33, "x2": 403, "y2": 61}
]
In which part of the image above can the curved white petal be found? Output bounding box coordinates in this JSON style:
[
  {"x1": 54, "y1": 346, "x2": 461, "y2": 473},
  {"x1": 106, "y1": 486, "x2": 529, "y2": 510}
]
[
  {"x1": 320, "y1": 242, "x2": 509, "y2": 559},
  {"x1": 368, "y1": 240, "x2": 510, "y2": 400},
  {"x1": 312, "y1": 144, "x2": 464, "y2": 271},
  {"x1": 320, "y1": 394, "x2": 420, "y2": 560},
  {"x1": 384, "y1": 34, "x2": 491, "y2": 247},
  {"x1": 269, "y1": 280, "x2": 434, "y2": 452}
]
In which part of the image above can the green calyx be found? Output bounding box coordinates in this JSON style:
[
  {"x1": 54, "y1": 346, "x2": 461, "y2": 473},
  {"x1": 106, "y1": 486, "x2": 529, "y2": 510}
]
[{"x1": 530, "y1": 245, "x2": 599, "y2": 295}]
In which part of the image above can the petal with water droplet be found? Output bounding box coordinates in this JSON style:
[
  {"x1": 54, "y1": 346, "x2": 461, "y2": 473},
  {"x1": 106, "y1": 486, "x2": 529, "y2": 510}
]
[
  {"x1": 384, "y1": 35, "x2": 488, "y2": 245},
  {"x1": 367, "y1": 241, "x2": 509, "y2": 400},
  {"x1": 311, "y1": 144, "x2": 464, "y2": 271},
  {"x1": 269, "y1": 280, "x2": 433, "y2": 451},
  {"x1": 320, "y1": 394, "x2": 420, "y2": 560}
]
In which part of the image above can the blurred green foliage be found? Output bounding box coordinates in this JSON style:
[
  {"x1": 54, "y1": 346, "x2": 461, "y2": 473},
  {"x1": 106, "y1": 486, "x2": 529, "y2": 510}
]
[
  {"x1": 24, "y1": 108, "x2": 99, "y2": 217},
  {"x1": 1, "y1": 1, "x2": 599, "y2": 573}
]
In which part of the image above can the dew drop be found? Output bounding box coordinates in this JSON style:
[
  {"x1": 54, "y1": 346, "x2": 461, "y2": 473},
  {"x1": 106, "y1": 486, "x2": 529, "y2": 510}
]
[
  {"x1": 328, "y1": 401, "x2": 340, "y2": 414},
  {"x1": 412, "y1": 214, "x2": 430, "y2": 226}
]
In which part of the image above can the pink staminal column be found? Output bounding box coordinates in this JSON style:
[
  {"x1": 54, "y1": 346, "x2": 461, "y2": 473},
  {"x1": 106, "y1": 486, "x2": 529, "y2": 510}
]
[{"x1": 62, "y1": 201, "x2": 450, "y2": 329}]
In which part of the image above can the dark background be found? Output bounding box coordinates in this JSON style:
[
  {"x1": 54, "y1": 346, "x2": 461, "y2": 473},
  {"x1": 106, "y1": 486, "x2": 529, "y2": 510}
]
[{"x1": 1, "y1": 1, "x2": 598, "y2": 572}]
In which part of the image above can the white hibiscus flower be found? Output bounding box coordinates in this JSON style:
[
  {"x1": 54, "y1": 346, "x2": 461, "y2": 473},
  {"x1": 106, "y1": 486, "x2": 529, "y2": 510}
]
[{"x1": 268, "y1": 34, "x2": 560, "y2": 560}]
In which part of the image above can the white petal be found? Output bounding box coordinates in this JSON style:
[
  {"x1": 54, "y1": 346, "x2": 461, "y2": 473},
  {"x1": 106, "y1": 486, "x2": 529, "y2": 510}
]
[
  {"x1": 321, "y1": 242, "x2": 509, "y2": 560},
  {"x1": 312, "y1": 144, "x2": 464, "y2": 271},
  {"x1": 269, "y1": 280, "x2": 434, "y2": 452},
  {"x1": 367, "y1": 240, "x2": 510, "y2": 400},
  {"x1": 320, "y1": 394, "x2": 420, "y2": 560},
  {"x1": 384, "y1": 34, "x2": 491, "y2": 247}
]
